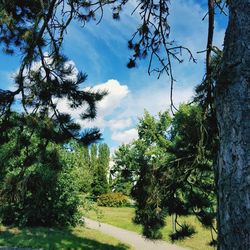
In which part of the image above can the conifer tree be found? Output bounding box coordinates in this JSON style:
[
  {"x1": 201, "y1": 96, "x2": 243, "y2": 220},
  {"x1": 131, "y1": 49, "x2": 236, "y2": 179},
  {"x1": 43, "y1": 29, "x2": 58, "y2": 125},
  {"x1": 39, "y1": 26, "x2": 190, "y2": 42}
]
[
  {"x1": 98, "y1": 144, "x2": 110, "y2": 192},
  {"x1": 0, "y1": 0, "x2": 107, "y2": 226},
  {"x1": 0, "y1": 113, "x2": 82, "y2": 226},
  {"x1": 0, "y1": 0, "x2": 107, "y2": 145},
  {"x1": 91, "y1": 143, "x2": 110, "y2": 197}
]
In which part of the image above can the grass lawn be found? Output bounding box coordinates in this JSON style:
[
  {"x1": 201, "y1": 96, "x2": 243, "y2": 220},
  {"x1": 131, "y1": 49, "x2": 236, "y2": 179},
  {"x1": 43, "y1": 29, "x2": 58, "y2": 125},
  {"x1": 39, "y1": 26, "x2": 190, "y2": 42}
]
[
  {"x1": 86, "y1": 206, "x2": 215, "y2": 250},
  {"x1": 0, "y1": 224, "x2": 132, "y2": 250}
]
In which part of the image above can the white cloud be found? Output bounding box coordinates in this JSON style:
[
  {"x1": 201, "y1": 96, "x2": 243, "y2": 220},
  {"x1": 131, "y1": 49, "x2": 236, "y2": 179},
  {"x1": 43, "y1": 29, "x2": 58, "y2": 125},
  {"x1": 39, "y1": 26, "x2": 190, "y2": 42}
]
[
  {"x1": 88, "y1": 79, "x2": 129, "y2": 117},
  {"x1": 108, "y1": 118, "x2": 132, "y2": 131},
  {"x1": 1, "y1": 70, "x2": 15, "y2": 91},
  {"x1": 111, "y1": 128, "x2": 138, "y2": 144},
  {"x1": 107, "y1": 81, "x2": 193, "y2": 152},
  {"x1": 56, "y1": 79, "x2": 130, "y2": 129}
]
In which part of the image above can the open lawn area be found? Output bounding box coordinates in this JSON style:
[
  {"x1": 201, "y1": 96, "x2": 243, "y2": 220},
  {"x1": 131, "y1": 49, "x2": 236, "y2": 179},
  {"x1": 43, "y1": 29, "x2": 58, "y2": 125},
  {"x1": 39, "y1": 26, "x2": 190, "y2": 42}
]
[
  {"x1": 0, "y1": 224, "x2": 132, "y2": 250},
  {"x1": 86, "y1": 206, "x2": 215, "y2": 250}
]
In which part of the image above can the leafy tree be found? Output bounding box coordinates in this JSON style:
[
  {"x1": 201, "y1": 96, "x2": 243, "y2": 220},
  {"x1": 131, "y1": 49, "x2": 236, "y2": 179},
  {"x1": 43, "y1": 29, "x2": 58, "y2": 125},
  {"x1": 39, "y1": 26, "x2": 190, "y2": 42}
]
[
  {"x1": 113, "y1": 110, "x2": 172, "y2": 238},
  {"x1": 89, "y1": 143, "x2": 98, "y2": 196},
  {"x1": 112, "y1": 111, "x2": 172, "y2": 198},
  {"x1": 90, "y1": 144, "x2": 98, "y2": 165},
  {"x1": 111, "y1": 144, "x2": 139, "y2": 196}
]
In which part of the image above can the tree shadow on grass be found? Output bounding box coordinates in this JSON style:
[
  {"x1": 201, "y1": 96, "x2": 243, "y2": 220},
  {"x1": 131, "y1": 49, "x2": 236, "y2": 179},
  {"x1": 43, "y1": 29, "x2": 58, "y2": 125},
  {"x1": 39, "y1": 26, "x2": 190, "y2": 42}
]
[{"x1": 0, "y1": 226, "x2": 130, "y2": 250}]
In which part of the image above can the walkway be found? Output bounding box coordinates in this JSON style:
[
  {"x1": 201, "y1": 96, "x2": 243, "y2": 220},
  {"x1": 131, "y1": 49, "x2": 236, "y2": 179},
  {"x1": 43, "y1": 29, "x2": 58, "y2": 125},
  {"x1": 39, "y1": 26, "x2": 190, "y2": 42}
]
[{"x1": 84, "y1": 218, "x2": 189, "y2": 250}]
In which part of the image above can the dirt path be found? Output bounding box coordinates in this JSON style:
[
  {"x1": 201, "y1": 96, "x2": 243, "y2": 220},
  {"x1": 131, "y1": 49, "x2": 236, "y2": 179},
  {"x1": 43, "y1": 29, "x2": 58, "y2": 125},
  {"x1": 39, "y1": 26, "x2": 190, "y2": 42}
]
[{"x1": 84, "y1": 218, "x2": 189, "y2": 250}]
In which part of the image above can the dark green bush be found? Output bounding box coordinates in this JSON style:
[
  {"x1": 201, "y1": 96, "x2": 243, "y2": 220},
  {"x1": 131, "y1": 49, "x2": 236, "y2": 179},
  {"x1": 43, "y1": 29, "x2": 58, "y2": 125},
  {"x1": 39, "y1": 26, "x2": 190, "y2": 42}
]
[
  {"x1": 97, "y1": 192, "x2": 130, "y2": 207},
  {"x1": 0, "y1": 145, "x2": 81, "y2": 227}
]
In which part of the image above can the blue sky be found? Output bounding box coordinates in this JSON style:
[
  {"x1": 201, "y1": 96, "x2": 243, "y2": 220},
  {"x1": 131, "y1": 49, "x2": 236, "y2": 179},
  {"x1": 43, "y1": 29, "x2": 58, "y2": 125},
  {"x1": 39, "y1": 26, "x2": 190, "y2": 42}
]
[{"x1": 0, "y1": 0, "x2": 228, "y2": 153}]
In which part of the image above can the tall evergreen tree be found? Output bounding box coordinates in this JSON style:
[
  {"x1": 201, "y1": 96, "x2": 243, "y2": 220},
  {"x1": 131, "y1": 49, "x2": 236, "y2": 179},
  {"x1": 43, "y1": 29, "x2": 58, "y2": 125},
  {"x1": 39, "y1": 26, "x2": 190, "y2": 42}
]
[
  {"x1": 82, "y1": 146, "x2": 91, "y2": 169},
  {"x1": 91, "y1": 143, "x2": 110, "y2": 197},
  {"x1": 90, "y1": 144, "x2": 98, "y2": 168},
  {"x1": 61, "y1": 141, "x2": 93, "y2": 193},
  {"x1": 97, "y1": 143, "x2": 110, "y2": 193}
]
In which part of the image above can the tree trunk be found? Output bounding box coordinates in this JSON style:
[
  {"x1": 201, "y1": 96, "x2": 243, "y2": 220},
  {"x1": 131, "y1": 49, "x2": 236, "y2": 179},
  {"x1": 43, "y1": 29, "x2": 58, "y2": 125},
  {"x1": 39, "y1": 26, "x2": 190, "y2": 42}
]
[{"x1": 215, "y1": 0, "x2": 250, "y2": 249}]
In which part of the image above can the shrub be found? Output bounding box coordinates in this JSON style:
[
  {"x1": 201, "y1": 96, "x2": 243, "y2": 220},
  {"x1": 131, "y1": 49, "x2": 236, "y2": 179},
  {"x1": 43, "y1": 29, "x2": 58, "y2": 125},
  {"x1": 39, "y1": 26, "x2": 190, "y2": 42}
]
[
  {"x1": 0, "y1": 145, "x2": 81, "y2": 227},
  {"x1": 97, "y1": 192, "x2": 130, "y2": 207}
]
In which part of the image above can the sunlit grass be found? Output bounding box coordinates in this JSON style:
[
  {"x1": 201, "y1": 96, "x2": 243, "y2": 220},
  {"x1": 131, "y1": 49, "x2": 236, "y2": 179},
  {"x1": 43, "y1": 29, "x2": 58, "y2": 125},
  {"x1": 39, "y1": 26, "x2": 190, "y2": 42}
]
[
  {"x1": 0, "y1": 224, "x2": 132, "y2": 250},
  {"x1": 86, "y1": 206, "x2": 215, "y2": 250}
]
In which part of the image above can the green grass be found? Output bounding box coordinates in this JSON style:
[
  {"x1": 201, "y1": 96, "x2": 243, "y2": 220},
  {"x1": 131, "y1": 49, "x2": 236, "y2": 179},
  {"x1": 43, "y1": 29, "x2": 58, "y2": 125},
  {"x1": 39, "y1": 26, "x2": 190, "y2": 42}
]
[
  {"x1": 0, "y1": 224, "x2": 132, "y2": 250},
  {"x1": 86, "y1": 206, "x2": 215, "y2": 250}
]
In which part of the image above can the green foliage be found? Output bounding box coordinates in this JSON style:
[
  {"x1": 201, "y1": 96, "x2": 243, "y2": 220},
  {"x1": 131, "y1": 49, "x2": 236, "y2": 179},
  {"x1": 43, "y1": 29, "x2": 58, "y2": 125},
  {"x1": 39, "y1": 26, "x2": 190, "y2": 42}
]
[
  {"x1": 91, "y1": 144, "x2": 110, "y2": 198},
  {"x1": 111, "y1": 144, "x2": 140, "y2": 196},
  {"x1": 61, "y1": 142, "x2": 93, "y2": 193},
  {"x1": 0, "y1": 114, "x2": 83, "y2": 227},
  {"x1": 113, "y1": 105, "x2": 217, "y2": 241},
  {"x1": 167, "y1": 104, "x2": 217, "y2": 223},
  {"x1": 0, "y1": 147, "x2": 81, "y2": 227},
  {"x1": 0, "y1": 108, "x2": 113, "y2": 227},
  {"x1": 97, "y1": 192, "x2": 130, "y2": 207},
  {"x1": 169, "y1": 223, "x2": 196, "y2": 241}
]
